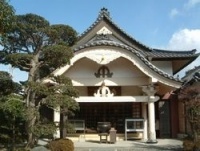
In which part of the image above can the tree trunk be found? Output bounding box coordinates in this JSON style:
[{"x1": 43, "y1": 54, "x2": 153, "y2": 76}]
[
  {"x1": 60, "y1": 113, "x2": 67, "y2": 138},
  {"x1": 25, "y1": 55, "x2": 39, "y2": 148},
  {"x1": 25, "y1": 107, "x2": 37, "y2": 148},
  {"x1": 25, "y1": 88, "x2": 37, "y2": 148}
]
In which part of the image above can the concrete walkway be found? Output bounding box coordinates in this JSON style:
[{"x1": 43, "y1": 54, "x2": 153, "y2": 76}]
[{"x1": 74, "y1": 139, "x2": 183, "y2": 151}]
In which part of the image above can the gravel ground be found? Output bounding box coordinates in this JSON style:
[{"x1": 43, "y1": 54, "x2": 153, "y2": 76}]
[{"x1": 74, "y1": 139, "x2": 183, "y2": 151}]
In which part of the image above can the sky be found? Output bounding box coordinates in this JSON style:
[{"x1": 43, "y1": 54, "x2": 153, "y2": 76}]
[{"x1": 1, "y1": 0, "x2": 200, "y2": 82}]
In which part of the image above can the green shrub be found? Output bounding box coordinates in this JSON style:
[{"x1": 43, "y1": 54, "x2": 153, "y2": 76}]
[{"x1": 48, "y1": 138, "x2": 74, "y2": 151}]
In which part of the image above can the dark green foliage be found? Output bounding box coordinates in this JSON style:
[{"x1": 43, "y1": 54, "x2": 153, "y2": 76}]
[
  {"x1": 0, "y1": 72, "x2": 25, "y2": 148},
  {"x1": 49, "y1": 24, "x2": 77, "y2": 46},
  {"x1": 17, "y1": 13, "x2": 50, "y2": 29},
  {"x1": 27, "y1": 75, "x2": 79, "y2": 111},
  {"x1": 0, "y1": 71, "x2": 21, "y2": 95},
  {"x1": 0, "y1": 13, "x2": 50, "y2": 67},
  {"x1": 0, "y1": 13, "x2": 77, "y2": 76},
  {"x1": 0, "y1": 96, "x2": 26, "y2": 145},
  {"x1": 42, "y1": 45, "x2": 73, "y2": 68},
  {"x1": 32, "y1": 121, "x2": 56, "y2": 138},
  {"x1": 45, "y1": 75, "x2": 79, "y2": 108},
  {"x1": 48, "y1": 138, "x2": 74, "y2": 151},
  {"x1": 1, "y1": 53, "x2": 33, "y2": 71},
  {"x1": 0, "y1": 11, "x2": 79, "y2": 148},
  {"x1": 0, "y1": 71, "x2": 13, "y2": 95},
  {"x1": 40, "y1": 45, "x2": 73, "y2": 78},
  {"x1": 0, "y1": 0, "x2": 15, "y2": 34},
  {"x1": 65, "y1": 121, "x2": 76, "y2": 134},
  {"x1": 1, "y1": 94, "x2": 25, "y2": 116}
]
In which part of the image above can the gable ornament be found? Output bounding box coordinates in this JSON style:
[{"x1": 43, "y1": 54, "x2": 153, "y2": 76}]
[{"x1": 94, "y1": 65, "x2": 113, "y2": 78}]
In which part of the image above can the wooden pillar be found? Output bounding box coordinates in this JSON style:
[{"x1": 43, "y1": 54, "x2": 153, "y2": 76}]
[
  {"x1": 170, "y1": 97, "x2": 179, "y2": 138},
  {"x1": 178, "y1": 101, "x2": 185, "y2": 134}
]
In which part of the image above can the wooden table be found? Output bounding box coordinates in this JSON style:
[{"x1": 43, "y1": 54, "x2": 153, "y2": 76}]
[{"x1": 98, "y1": 133, "x2": 109, "y2": 143}]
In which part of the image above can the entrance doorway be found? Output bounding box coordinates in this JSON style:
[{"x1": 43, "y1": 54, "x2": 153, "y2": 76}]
[
  {"x1": 71, "y1": 102, "x2": 133, "y2": 133},
  {"x1": 159, "y1": 101, "x2": 171, "y2": 138}
]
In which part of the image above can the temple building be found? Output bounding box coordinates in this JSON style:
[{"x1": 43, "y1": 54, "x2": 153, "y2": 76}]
[{"x1": 50, "y1": 8, "x2": 199, "y2": 142}]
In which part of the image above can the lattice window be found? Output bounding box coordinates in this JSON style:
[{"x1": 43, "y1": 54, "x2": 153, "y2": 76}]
[{"x1": 132, "y1": 103, "x2": 141, "y2": 118}]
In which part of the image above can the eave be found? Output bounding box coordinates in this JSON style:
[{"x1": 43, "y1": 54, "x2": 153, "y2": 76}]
[{"x1": 147, "y1": 49, "x2": 200, "y2": 74}]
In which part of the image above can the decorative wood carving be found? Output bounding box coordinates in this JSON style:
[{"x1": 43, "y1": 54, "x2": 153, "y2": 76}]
[{"x1": 94, "y1": 65, "x2": 113, "y2": 78}]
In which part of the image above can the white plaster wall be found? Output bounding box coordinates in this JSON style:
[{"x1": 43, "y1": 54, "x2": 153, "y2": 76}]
[
  {"x1": 66, "y1": 58, "x2": 97, "y2": 78},
  {"x1": 151, "y1": 61, "x2": 173, "y2": 75},
  {"x1": 109, "y1": 57, "x2": 143, "y2": 78}
]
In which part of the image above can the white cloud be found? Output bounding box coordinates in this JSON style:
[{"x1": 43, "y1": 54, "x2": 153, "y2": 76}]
[
  {"x1": 169, "y1": 8, "x2": 179, "y2": 18},
  {"x1": 184, "y1": 0, "x2": 200, "y2": 9},
  {"x1": 168, "y1": 29, "x2": 200, "y2": 51},
  {"x1": 167, "y1": 29, "x2": 200, "y2": 77}
]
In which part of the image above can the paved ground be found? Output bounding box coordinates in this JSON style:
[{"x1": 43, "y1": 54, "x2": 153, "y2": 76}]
[
  {"x1": 0, "y1": 138, "x2": 183, "y2": 151},
  {"x1": 74, "y1": 139, "x2": 183, "y2": 151}
]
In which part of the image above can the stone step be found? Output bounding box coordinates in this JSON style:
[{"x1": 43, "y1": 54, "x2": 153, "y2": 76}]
[{"x1": 67, "y1": 133, "x2": 143, "y2": 142}]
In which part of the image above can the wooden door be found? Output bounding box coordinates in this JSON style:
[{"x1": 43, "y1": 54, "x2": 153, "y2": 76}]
[{"x1": 159, "y1": 101, "x2": 171, "y2": 138}]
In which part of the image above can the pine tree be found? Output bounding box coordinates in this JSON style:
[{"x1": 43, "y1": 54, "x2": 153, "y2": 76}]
[
  {"x1": 0, "y1": 71, "x2": 25, "y2": 150},
  {"x1": 0, "y1": 13, "x2": 79, "y2": 148}
]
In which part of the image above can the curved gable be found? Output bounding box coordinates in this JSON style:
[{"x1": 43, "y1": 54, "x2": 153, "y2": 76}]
[{"x1": 54, "y1": 46, "x2": 182, "y2": 88}]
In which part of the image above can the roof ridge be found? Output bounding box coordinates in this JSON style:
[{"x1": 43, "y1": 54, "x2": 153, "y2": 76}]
[
  {"x1": 78, "y1": 8, "x2": 153, "y2": 51},
  {"x1": 153, "y1": 48, "x2": 197, "y2": 54},
  {"x1": 78, "y1": 8, "x2": 108, "y2": 39},
  {"x1": 98, "y1": 7, "x2": 111, "y2": 19}
]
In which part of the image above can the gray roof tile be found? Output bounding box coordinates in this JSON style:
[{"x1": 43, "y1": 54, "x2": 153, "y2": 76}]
[{"x1": 73, "y1": 8, "x2": 200, "y2": 85}]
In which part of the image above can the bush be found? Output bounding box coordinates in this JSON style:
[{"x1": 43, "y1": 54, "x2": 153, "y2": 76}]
[
  {"x1": 48, "y1": 138, "x2": 74, "y2": 151},
  {"x1": 183, "y1": 139, "x2": 195, "y2": 151},
  {"x1": 194, "y1": 140, "x2": 200, "y2": 151},
  {"x1": 183, "y1": 139, "x2": 200, "y2": 151}
]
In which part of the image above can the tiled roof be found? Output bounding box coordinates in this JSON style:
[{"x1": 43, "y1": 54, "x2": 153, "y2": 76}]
[
  {"x1": 144, "y1": 49, "x2": 198, "y2": 59},
  {"x1": 73, "y1": 8, "x2": 199, "y2": 84},
  {"x1": 78, "y1": 8, "x2": 153, "y2": 51},
  {"x1": 174, "y1": 70, "x2": 200, "y2": 95},
  {"x1": 181, "y1": 71, "x2": 200, "y2": 89},
  {"x1": 77, "y1": 8, "x2": 198, "y2": 59},
  {"x1": 74, "y1": 37, "x2": 198, "y2": 59},
  {"x1": 182, "y1": 65, "x2": 200, "y2": 81}
]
